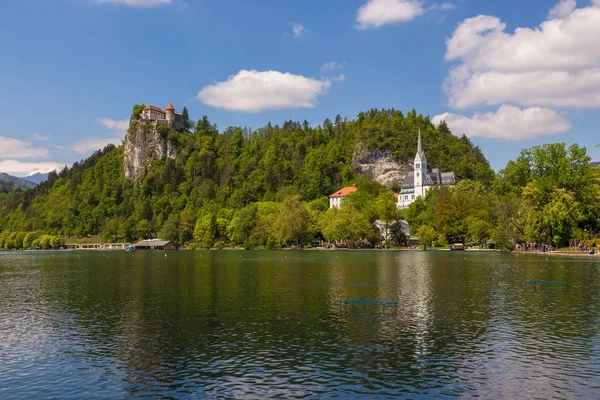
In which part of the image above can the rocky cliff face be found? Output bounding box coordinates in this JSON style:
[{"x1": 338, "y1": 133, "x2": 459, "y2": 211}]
[
  {"x1": 124, "y1": 123, "x2": 177, "y2": 180},
  {"x1": 352, "y1": 143, "x2": 408, "y2": 188}
]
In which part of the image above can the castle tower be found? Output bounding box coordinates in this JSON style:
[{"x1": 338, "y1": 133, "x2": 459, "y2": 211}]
[
  {"x1": 414, "y1": 127, "x2": 427, "y2": 197},
  {"x1": 165, "y1": 103, "x2": 175, "y2": 129}
]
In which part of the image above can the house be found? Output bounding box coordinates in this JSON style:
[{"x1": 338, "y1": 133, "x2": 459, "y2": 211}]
[
  {"x1": 397, "y1": 128, "x2": 456, "y2": 209},
  {"x1": 329, "y1": 184, "x2": 358, "y2": 209},
  {"x1": 139, "y1": 103, "x2": 183, "y2": 130},
  {"x1": 374, "y1": 219, "x2": 410, "y2": 240},
  {"x1": 132, "y1": 239, "x2": 178, "y2": 251}
]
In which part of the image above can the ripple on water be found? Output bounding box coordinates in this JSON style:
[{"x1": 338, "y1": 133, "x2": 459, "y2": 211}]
[{"x1": 1, "y1": 251, "x2": 600, "y2": 398}]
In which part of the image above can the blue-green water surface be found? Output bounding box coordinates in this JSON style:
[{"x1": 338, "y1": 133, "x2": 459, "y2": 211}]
[{"x1": 1, "y1": 250, "x2": 599, "y2": 398}]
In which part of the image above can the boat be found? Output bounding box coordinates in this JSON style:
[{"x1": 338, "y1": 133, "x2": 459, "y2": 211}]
[
  {"x1": 450, "y1": 243, "x2": 465, "y2": 251},
  {"x1": 126, "y1": 245, "x2": 135, "y2": 252}
]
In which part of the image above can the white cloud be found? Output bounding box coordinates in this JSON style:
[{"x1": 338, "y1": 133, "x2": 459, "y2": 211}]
[
  {"x1": 292, "y1": 23, "x2": 306, "y2": 38},
  {"x1": 356, "y1": 0, "x2": 424, "y2": 29},
  {"x1": 94, "y1": 0, "x2": 172, "y2": 7},
  {"x1": 331, "y1": 74, "x2": 346, "y2": 82},
  {"x1": 548, "y1": 0, "x2": 576, "y2": 19},
  {"x1": 70, "y1": 137, "x2": 123, "y2": 155},
  {"x1": 432, "y1": 105, "x2": 571, "y2": 140},
  {"x1": 443, "y1": 4, "x2": 600, "y2": 109},
  {"x1": 321, "y1": 61, "x2": 346, "y2": 73},
  {"x1": 0, "y1": 137, "x2": 51, "y2": 159},
  {"x1": 32, "y1": 133, "x2": 50, "y2": 141},
  {"x1": 0, "y1": 160, "x2": 64, "y2": 176},
  {"x1": 197, "y1": 70, "x2": 333, "y2": 112},
  {"x1": 96, "y1": 118, "x2": 129, "y2": 132}
]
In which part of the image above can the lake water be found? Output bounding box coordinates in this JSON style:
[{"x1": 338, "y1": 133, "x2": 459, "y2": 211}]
[{"x1": 1, "y1": 250, "x2": 599, "y2": 398}]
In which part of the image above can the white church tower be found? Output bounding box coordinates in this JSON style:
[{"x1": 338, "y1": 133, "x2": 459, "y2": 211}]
[{"x1": 413, "y1": 127, "x2": 427, "y2": 198}]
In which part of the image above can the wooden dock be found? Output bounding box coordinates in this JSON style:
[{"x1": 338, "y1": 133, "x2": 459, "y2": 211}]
[{"x1": 339, "y1": 299, "x2": 397, "y2": 315}]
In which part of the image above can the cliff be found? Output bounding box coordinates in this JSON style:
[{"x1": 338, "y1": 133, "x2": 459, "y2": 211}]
[
  {"x1": 352, "y1": 143, "x2": 408, "y2": 188},
  {"x1": 124, "y1": 122, "x2": 177, "y2": 180}
]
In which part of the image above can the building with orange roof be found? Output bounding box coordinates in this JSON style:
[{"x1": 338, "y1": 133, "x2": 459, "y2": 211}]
[
  {"x1": 140, "y1": 103, "x2": 183, "y2": 130},
  {"x1": 329, "y1": 184, "x2": 357, "y2": 208}
]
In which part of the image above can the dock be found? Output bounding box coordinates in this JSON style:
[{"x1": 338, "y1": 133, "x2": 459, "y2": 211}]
[
  {"x1": 524, "y1": 280, "x2": 568, "y2": 286},
  {"x1": 339, "y1": 299, "x2": 397, "y2": 315}
]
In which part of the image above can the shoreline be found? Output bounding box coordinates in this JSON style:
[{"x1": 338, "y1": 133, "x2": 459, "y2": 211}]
[{"x1": 515, "y1": 250, "x2": 599, "y2": 258}]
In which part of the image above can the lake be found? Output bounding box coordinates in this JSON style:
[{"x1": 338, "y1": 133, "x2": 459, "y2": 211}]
[{"x1": 1, "y1": 250, "x2": 599, "y2": 398}]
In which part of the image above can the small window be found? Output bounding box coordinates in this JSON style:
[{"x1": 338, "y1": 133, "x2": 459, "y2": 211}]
[
  {"x1": 417, "y1": 172, "x2": 420, "y2": 177},
  {"x1": 412, "y1": 195, "x2": 415, "y2": 199},
  {"x1": 416, "y1": 163, "x2": 420, "y2": 169}
]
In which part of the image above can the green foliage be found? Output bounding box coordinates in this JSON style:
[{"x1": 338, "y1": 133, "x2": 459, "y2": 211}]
[
  {"x1": 131, "y1": 104, "x2": 146, "y2": 120},
  {"x1": 409, "y1": 143, "x2": 600, "y2": 249},
  {"x1": 0, "y1": 108, "x2": 496, "y2": 249},
  {"x1": 416, "y1": 225, "x2": 437, "y2": 250},
  {"x1": 321, "y1": 205, "x2": 375, "y2": 247},
  {"x1": 181, "y1": 107, "x2": 192, "y2": 133}
]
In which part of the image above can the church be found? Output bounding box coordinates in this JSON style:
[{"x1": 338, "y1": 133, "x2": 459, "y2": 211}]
[{"x1": 397, "y1": 128, "x2": 456, "y2": 209}]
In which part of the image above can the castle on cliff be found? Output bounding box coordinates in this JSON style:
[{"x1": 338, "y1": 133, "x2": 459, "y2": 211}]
[{"x1": 140, "y1": 103, "x2": 183, "y2": 130}]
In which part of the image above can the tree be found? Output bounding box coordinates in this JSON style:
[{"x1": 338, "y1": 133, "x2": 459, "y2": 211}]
[
  {"x1": 376, "y1": 191, "x2": 399, "y2": 241},
  {"x1": 321, "y1": 205, "x2": 374, "y2": 247},
  {"x1": 137, "y1": 219, "x2": 152, "y2": 240},
  {"x1": 272, "y1": 195, "x2": 312, "y2": 247},
  {"x1": 194, "y1": 212, "x2": 216, "y2": 248},
  {"x1": 23, "y1": 232, "x2": 38, "y2": 249},
  {"x1": 416, "y1": 225, "x2": 437, "y2": 250},
  {"x1": 130, "y1": 104, "x2": 145, "y2": 120},
  {"x1": 181, "y1": 106, "x2": 192, "y2": 133}
]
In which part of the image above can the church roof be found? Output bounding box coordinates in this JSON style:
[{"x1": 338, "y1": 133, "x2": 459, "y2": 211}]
[
  {"x1": 165, "y1": 103, "x2": 175, "y2": 111},
  {"x1": 401, "y1": 170, "x2": 456, "y2": 189},
  {"x1": 329, "y1": 185, "x2": 357, "y2": 198}
]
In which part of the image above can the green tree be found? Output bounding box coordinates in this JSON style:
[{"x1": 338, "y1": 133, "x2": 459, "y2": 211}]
[
  {"x1": 137, "y1": 219, "x2": 152, "y2": 240},
  {"x1": 194, "y1": 212, "x2": 216, "y2": 248},
  {"x1": 416, "y1": 225, "x2": 437, "y2": 250},
  {"x1": 130, "y1": 104, "x2": 146, "y2": 120},
  {"x1": 272, "y1": 195, "x2": 312, "y2": 246},
  {"x1": 181, "y1": 106, "x2": 192, "y2": 133}
]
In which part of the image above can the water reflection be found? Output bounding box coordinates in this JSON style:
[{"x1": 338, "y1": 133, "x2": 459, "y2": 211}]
[{"x1": 1, "y1": 251, "x2": 599, "y2": 398}]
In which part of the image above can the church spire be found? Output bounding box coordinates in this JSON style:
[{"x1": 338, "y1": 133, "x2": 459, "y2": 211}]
[{"x1": 417, "y1": 126, "x2": 423, "y2": 157}]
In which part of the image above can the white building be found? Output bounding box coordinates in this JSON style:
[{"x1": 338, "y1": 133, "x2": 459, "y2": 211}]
[
  {"x1": 374, "y1": 219, "x2": 410, "y2": 240},
  {"x1": 397, "y1": 128, "x2": 456, "y2": 209},
  {"x1": 329, "y1": 184, "x2": 357, "y2": 209}
]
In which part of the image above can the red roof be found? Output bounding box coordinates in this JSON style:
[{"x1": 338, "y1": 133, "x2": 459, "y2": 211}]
[
  {"x1": 394, "y1": 193, "x2": 399, "y2": 200},
  {"x1": 165, "y1": 103, "x2": 175, "y2": 110},
  {"x1": 143, "y1": 105, "x2": 165, "y2": 113},
  {"x1": 329, "y1": 185, "x2": 357, "y2": 198}
]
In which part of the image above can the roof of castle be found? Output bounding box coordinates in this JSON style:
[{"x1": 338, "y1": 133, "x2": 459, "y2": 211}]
[
  {"x1": 165, "y1": 103, "x2": 175, "y2": 111},
  {"x1": 329, "y1": 185, "x2": 357, "y2": 198},
  {"x1": 143, "y1": 105, "x2": 166, "y2": 113}
]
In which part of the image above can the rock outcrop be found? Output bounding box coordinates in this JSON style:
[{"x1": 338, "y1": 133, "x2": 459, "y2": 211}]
[
  {"x1": 124, "y1": 122, "x2": 177, "y2": 180},
  {"x1": 352, "y1": 143, "x2": 408, "y2": 188}
]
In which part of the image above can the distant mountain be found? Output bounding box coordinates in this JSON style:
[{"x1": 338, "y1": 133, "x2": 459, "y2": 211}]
[
  {"x1": 25, "y1": 172, "x2": 49, "y2": 184},
  {"x1": 591, "y1": 161, "x2": 599, "y2": 167},
  {"x1": 0, "y1": 173, "x2": 37, "y2": 190}
]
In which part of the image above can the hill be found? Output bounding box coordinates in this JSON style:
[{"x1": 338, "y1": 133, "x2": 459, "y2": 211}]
[
  {"x1": 0, "y1": 107, "x2": 494, "y2": 246},
  {"x1": 0, "y1": 173, "x2": 37, "y2": 192},
  {"x1": 25, "y1": 172, "x2": 49, "y2": 184}
]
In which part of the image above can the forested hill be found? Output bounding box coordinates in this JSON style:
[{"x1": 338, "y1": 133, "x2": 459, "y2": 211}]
[
  {"x1": 0, "y1": 173, "x2": 37, "y2": 193},
  {"x1": 0, "y1": 108, "x2": 494, "y2": 245}
]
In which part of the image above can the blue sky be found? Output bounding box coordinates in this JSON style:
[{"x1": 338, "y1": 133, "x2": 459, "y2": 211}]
[{"x1": 1, "y1": 0, "x2": 599, "y2": 176}]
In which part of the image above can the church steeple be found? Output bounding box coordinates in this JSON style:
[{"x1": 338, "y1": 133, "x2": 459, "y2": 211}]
[
  {"x1": 417, "y1": 126, "x2": 423, "y2": 158},
  {"x1": 413, "y1": 126, "x2": 427, "y2": 197}
]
